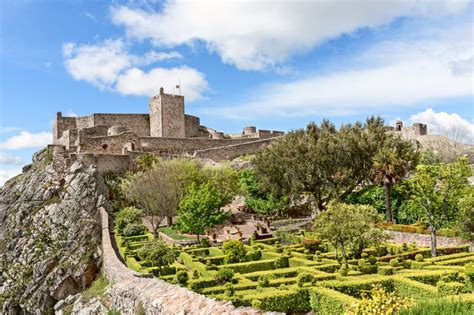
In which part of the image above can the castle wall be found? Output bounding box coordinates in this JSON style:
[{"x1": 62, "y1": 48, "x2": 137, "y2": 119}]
[
  {"x1": 53, "y1": 113, "x2": 76, "y2": 144},
  {"x1": 184, "y1": 114, "x2": 201, "y2": 138},
  {"x1": 73, "y1": 154, "x2": 133, "y2": 174},
  {"x1": 93, "y1": 114, "x2": 150, "y2": 137},
  {"x1": 149, "y1": 91, "x2": 186, "y2": 138},
  {"x1": 76, "y1": 115, "x2": 95, "y2": 130},
  {"x1": 78, "y1": 132, "x2": 140, "y2": 155},
  {"x1": 193, "y1": 137, "x2": 280, "y2": 161}
]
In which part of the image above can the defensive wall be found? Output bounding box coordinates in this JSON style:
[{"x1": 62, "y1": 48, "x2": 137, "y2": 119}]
[{"x1": 100, "y1": 207, "x2": 266, "y2": 314}]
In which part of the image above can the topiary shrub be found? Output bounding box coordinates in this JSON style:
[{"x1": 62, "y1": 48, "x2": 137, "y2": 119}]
[
  {"x1": 224, "y1": 282, "x2": 235, "y2": 297},
  {"x1": 192, "y1": 270, "x2": 199, "y2": 279},
  {"x1": 200, "y1": 238, "x2": 210, "y2": 248},
  {"x1": 258, "y1": 275, "x2": 270, "y2": 287},
  {"x1": 297, "y1": 273, "x2": 314, "y2": 287},
  {"x1": 222, "y1": 240, "x2": 247, "y2": 263},
  {"x1": 377, "y1": 266, "x2": 394, "y2": 276},
  {"x1": 367, "y1": 256, "x2": 377, "y2": 265},
  {"x1": 415, "y1": 254, "x2": 424, "y2": 262},
  {"x1": 338, "y1": 267, "x2": 348, "y2": 277},
  {"x1": 274, "y1": 256, "x2": 290, "y2": 268},
  {"x1": 175, "y1": 270, "x2": 189, "y2": 286},
  {"x1": 402, "y1": 243, "x2": 409, "y2": 252},
  {"x1": 116, "y1": 207, "x2": 142, "y2": 232},
  {"x1": 389, "y1": 258, "x2": 399, "y2": 267},
  {"x1": 376, "y1": 245, "x2": 388, "y2": 257},
  {"x1": 122, "y1": 224, "x2": 146, "y2": 237},
  {"x1": 361, "y1": 252, "x2": 368, "y2": 258},
  {"x1": 216, "y1": 268, "x2": 234, "y2": 284}
]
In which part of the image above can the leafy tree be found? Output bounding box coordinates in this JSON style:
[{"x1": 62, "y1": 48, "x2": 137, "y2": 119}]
[
  {"x1": 313, "y1": 201, "x2": 386, "y2": 268},
  {"x1": 456, "y1": 187, "x2": 474, "y2": 241},
  {"x1": 177, "y1": 182, "x2": 228, "y2": 242},
  {"x1": 253, "y1": 117, "x2": 388, "y2": 213},
  {"x1": 372, "y1": 135, "x2": 419, "y2": 222},
  {"x1": 222, "y1": 240, "x2": 247, "y2": 263},
  {"x1": 202, "y1": 163, "x2": 240, "y2": 204},
  {"x1": 239, "y1": 168, "x2": 288, "y2": 215},
  {"x1": 123, "y1": 160, "x2": 194, "y2": 236},
  {"x1": 115, "y1": 206, "x2": 142, "y2": 232},
  {"x1": 137, "y1": 240, "x2": 177, "y2": 275},
  {"x1": 408, "y1": 158, "x2": 471, "y2": 256}
]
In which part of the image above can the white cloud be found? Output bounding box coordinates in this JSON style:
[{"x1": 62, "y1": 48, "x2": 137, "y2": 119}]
[
  {"x1": 0, "y1": 131, "x2": 52, "y2": 150},
  {"x1": 0, "y1": 153, "x2": 23, "y2": 165},
  {"x1": 116, "y1": 66, "x2": 208, "y2": 100},
  {"x1": 209, "y1": 22, "x2": 473, "y2": 119},
  {"x1": 0, "y1": 127, "x2": 21, "y2": 134},
  {"x1": 0, "y1": 168, "x2": 22, "y2": 186},
  {"x1": 410, "y1": 108, "x2": 474, "y2": 143},
  {"x1": 62, "y1": 39, "x2": 206, "y2": 100},
  {"x1": 111, "y1": 0, "x2": 470, "y2": 71}
]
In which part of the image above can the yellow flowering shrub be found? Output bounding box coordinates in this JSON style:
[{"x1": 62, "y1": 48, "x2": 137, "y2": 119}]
[{"x1": 345, "y1": 285, "x2": 412, "y2": 315}]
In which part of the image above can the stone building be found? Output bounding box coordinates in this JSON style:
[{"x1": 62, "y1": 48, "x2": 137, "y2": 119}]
[{"x1": 50, "y1": 88, "x2": 283, "y2": 173}]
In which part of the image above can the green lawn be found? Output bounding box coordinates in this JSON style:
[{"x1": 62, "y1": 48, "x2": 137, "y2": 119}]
[{"x1": 159, "y1": 226, "x2": 196, "y2": 241}]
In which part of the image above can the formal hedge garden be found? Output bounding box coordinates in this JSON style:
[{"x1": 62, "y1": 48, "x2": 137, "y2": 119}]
[{"x1": 114, "y1": 226, "x2": 474, "y2": 314}]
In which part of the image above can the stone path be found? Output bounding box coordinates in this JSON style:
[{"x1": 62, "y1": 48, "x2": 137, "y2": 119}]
[{"x1": 386, "y1": 230, "x2": 473, "y2": 251}]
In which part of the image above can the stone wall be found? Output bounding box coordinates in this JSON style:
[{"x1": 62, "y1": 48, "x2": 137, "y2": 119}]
[
  {"x1": 72, "y1": 154, "x2": 133, "y2": 174},
  {"x1": 193, "y1": 137, "x2": 280, "y2": 161},
  {"x1": 100, "y1": 207, "x2": 265, "y2": 314},
  {"x1": 53, "y1": 112, "x2": 77, "y2": 143},
  {"x1": 149, "y1": 91, "x2": 186, "y2": 138},
  {"x1": 184, "y1": 114, "x2": 201, "y2": 138},
  {"x1": 93, "y1": 114, "x2": 150, "y2": 137}
]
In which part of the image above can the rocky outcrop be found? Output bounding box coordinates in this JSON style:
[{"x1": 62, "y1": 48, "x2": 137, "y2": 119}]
[{"x1": 0, "y1": 149, "x2": 107, "y2": 313}]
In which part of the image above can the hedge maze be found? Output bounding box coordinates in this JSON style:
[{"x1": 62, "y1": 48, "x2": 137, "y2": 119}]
[{"x1": 115, "y1": 229, "x2": 474, "y2": 314}]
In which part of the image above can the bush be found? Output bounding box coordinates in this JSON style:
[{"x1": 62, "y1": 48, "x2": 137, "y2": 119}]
[
  {"x1": 122, "y1": 224, "x2": 146, "y2": 237},
  {"x1": 436, "y1": 281, "x2": 465, "y2": 295},
  {"x1": 200, "y1": 238, "x2": 210, "y2": 248},
  {"x1": 297, "y1": 273, "x2": 314, "y2": 287},
  {"x1": 310, "y1": 287, "x2": 357, "y2": 315},
  {"x1": 222, "y1": 240, "x2": 247, "y2": 264},
  {"x1": 215, "y1": 268, "x2": 234, "y2": 283},
  {"x1": 376, "y1": 245, "x2": 388, "y2": 257},
  {"x1": 250, "y1": 288, "x2": 311, "y2": 313},
  {"x1": 246, "y1": 250, "x2": 262, "y2": 261},
  {"x1": 367, "y1": 256, "x2": 377, "y2": 265},
  {"x1": 274, "y1": 256, "x2": 290, "y2": 269},
  {"x1": 346, "y1": 285, "x2": 412, "y2": 315},
  {"x1": 192, "y1": 270, "x2": 199, "y2": 279},
  {"x1": 302, "y1": 239, "x2": 321, "y2": 253},
  {"x1": 175, "y1": 271, "x2": 189, "y2": 286},
  {"x1": 390, "y1": 258, "x2": 400, "y2": 267},
  {"x1": 224, "y1": 282, "x2": 235, "y2": 297},
  {"x1": 116, "y1": 207, "x2": 142, "y2": 232},
  {"x1": 258, "y1": 275, "x2": 271, "y2": 287},
  {"x1": 415, "y1": 254, "x2": 424, "y2": 262},
  {"x1": 338, "y1": 267, "x2": 349, "y2": 276},
  {"x1": 378, "y1": 266, "x2": 394, "y2": 275},
  {"x1": 222, "y1": 259, "x2": 277, "y2": 274}
]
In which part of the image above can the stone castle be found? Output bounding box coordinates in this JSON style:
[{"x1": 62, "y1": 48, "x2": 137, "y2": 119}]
[
  {"x1": 390, "y1": 120, "x2": 427, "y2": 138},
  {"x1": 50, "y1": 88, "x2": 283, "y2": 173}
]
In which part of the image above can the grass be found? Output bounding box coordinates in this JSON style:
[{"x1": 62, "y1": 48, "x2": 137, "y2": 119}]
[
  {"x1": 159, "y1": 226, "x2": 196, "y2": 241},
  {"x1": 397, "y1": 298, "x2": 474, "y2": 315}
]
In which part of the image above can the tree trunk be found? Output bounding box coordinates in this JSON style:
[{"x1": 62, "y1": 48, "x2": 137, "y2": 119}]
[
  {"x1": 197, "y1": 233, "x2": 200, "y2": 243},
  {"x1": 383, "y1": 181, "x2": 393, "y2": 222},
  {"x1": 340, "y1": 241, "x2": 349, "y2": 269},
  {"x1": 167, "y1": 216, "x2": 173, "y2": 226},
  {"x1": 429, "y1": 225, "x2": 437, "y2": 257}
]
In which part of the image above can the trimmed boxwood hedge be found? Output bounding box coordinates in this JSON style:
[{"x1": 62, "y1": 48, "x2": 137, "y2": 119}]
[
  {"x1": 250, "y1": 288, "x2": 311, "y2": 313},
  {"x1": 217, "y1": 259, "x2": 277, "y2": 274},
  {"x1": 392, "y1": 277, "x2": 438, "y2": 300},
  {"x1": 310, "y1": 287, "x2": 358, "y2": 315}
]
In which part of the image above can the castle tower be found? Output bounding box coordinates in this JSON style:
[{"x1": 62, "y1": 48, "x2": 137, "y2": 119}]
[{"x1": 149, "y1": 87, "x2": 186, "y2": 138}]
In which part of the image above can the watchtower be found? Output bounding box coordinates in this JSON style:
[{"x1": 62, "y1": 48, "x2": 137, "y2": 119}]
[{"x1": 149, "y1": 87, "x2": 186, "y2": 138}]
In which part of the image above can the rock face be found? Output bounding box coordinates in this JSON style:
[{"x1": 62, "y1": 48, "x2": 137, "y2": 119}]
[{"x1": 0, "y1": 149, "x2": 107, "y2": 313}]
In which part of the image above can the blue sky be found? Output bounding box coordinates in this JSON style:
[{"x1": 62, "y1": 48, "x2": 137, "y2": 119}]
[{"x1": 1, "y1": 0, "x2": 473, "y2": 184}]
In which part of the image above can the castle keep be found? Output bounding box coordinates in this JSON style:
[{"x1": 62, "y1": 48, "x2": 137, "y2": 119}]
[{"x1": 50, "y1": 88, "x2": 283, "y2": 173}]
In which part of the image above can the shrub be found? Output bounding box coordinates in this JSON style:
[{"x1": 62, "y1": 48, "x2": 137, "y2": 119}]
[
  {"x1": 436, "y1": 281, "x2": 465, "y2": 295},
  {"x1": 415, "y1": 254, "x2": 424, "y2": 262},
  {"x1": 122, "y1": 224, "x2": 146, "y2": 237},
  {"x1": 246, "y1": 250, "x2": 262, "y2": 261},
  {"x1": 361, "y1": 252, "x2": 368, "y2": 258},
  {"x1": 402, "y1": 243, "x2": 409, "y2": 252},
  {"x1": 346, "y1": 285, "x2": 412, "y2": 315},
  {"x1": 310, "y1": 287, "x2": 357, "y2": 315},
  {"x1": 274, "y1": 256, "x2": 290, "y2": 269},
  {"x1": 222, "y1": 240, "x2": 247, "y2": 264},
  {"x1": 192, "y1": 270, "x2": 199, "y2": 279},
  {"x1": 137, "y1": 240, "x2": 177, "y2": 275},
  {"x1": 367, "y1": 256, "x2": 377, "y2": 265},
  {"x1": 297, "y1": 273, "x2": 314, "y2": 287},
  {"x1": 258, "y1": 275, "x2": 270, "y2": 287},
  {"x1": 378, "y1": 266, "x2": 394, "y2": 276},
  {"x1": 250, "y1": 288, "x2": 311, "y2": 313},
  {"x1": 390, "y1": 258, "x2": 400, "y2": 267},
  {"x1": 465, "y1": 263, "x2": 474, "y2": 284},
  {"x1": 216, "y1": 268, "x2": 234, "y2": 284},
  {"x1": 200, "y1": 238, "x2": 210, "y2": 248},
  {"x1": 338, "y1": 267, "x2": 349, "y2": 276},
  {"x1": 224, "y1": 282, "x2": 235, "y2": 297},
  {"x1": 175, "y1": 271, "x2": 189, "y2": 286},
  {"x1": 376, "y1": 245, "x2": 388, "y2": 257},
  {"x1": 302, "y1": 239, "x2": 321, "y2": 253},
  {"x1": 116, "y1": 207, "x2": 142, "y2": 232}
]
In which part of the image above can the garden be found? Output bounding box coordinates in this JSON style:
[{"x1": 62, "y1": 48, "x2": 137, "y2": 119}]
[{"x1": 106, "y1": 117, "x2": 474, "y2": 314}]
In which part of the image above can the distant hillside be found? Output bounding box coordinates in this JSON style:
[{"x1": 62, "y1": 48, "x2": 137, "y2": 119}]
[{"x1": 415, "y1": 134, "x2": 474, "y2": 162}]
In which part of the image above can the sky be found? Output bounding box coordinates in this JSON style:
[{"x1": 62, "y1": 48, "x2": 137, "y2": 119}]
[{"x1": 0, "y1": 0, "x2": 473, "y2": 185}]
